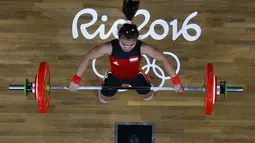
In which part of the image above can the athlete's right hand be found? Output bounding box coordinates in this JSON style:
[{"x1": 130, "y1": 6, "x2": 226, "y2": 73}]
[
  {"x1": 69, "y1": 74, "x2": 82, "y2": 92},
  {"x1": 69, "y1": 82, "x2": 79, "y2": 92}
]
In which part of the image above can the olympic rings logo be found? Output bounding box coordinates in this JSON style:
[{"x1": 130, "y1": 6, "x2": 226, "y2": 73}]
[{"x1": 92, "y1": 52, "x2": 180, "y2": 92}]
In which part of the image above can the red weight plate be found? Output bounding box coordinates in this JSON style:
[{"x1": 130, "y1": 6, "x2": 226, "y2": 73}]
[
  {"x1": 37, "y1": 62, "x2": 50, "y2": 113},
  {"x1": 204, "y1": 63, "x2": 214, "y2": 115}
]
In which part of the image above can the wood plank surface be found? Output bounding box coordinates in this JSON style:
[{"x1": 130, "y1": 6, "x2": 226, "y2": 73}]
[{"x1": 0, "y1": 0, "x2": 254, "y2": 143}]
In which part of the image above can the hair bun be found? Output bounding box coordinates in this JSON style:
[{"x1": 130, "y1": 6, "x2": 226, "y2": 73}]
[{"x1": 122, "y1": 0, "x2": 140, "y2": 22}]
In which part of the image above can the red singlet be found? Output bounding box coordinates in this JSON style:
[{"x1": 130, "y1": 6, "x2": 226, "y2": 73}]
[{"x1": 109, "y1": 39, "x2": 142, "y2": 80}]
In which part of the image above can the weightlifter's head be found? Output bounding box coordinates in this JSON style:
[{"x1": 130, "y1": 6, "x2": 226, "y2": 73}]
[{"x1": 118, "y1": 0, "x2": 140, "y2": 52}]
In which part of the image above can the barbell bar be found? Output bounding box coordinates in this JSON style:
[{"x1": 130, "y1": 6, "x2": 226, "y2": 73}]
[
  {"x1": 8, "y1": 61, "x2": 244, "y2": 115},
  {"x1": 8, "y1": 84, "x2": 243, "y2": 92}
]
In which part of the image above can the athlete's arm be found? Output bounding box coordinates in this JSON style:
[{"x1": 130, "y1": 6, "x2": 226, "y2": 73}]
[
  {"x1": 140, "y1": 43, "x2": 177, "y2": 78},
  {"x1": 75, "y1": 42, "x2": 112, "y2": 77}
]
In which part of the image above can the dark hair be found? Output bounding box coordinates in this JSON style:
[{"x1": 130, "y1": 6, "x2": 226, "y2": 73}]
[
  {"x1": 119, "y1": 23, "x2": 139, "y2": 40},
  {"x1": 119, "y1": 0, "x2": 140, "y2": 40}
]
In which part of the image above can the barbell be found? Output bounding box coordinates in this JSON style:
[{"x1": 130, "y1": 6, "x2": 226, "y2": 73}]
[{"x1": 8, "y1": 62, "x2": 243, "y2": 115}]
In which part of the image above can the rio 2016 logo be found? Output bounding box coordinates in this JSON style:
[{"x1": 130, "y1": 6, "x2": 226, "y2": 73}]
[{"x1": 72, "y1": 8, "x2": 201, "y2": 41}]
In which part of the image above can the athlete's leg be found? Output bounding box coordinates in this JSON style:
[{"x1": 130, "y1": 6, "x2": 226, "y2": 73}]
[
  {"x1": 129, "y1": 73, "x2": 155, "y2": 100},
  {"x1": 98, "y1": 73, "x2": 122, "y2": 103}
]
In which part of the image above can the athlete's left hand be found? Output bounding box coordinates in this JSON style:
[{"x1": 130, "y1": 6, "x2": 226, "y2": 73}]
[{"x1": 174, "y1": 84, "x2": 184, "y2": 92}]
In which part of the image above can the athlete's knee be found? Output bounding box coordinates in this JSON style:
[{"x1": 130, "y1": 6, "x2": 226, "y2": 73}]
[
  {"x1": 100, "y1": 73, "x2": 121, "y2": 97},
  {"x1": 136, "y1": 85, "x2": 151, "y2": 95},
  {"x1": 101, "y1": 89, "x2": 118, "y2": 97},
  {"x1": 136, "y1": 89, "x2": 151, "y2": 95}
]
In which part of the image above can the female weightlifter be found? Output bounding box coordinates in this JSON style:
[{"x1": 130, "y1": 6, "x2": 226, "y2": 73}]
[{"x1": 69, "y1": 0, "x2": 184, "y2": 103}]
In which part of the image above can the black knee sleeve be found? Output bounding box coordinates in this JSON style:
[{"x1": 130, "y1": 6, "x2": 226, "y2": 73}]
[
  {"x1": 100, "y1": 73, "x2": 122, "y2": 97},
  {"x1": 101, "y1": 89, "x2": 118, "y2": 97},
  {"x1": 130, "y1": 73, "x2": 152, "y2": 95},
  {"x1": 136, "y1": 89, "x2": 151, "y2": 95}
]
